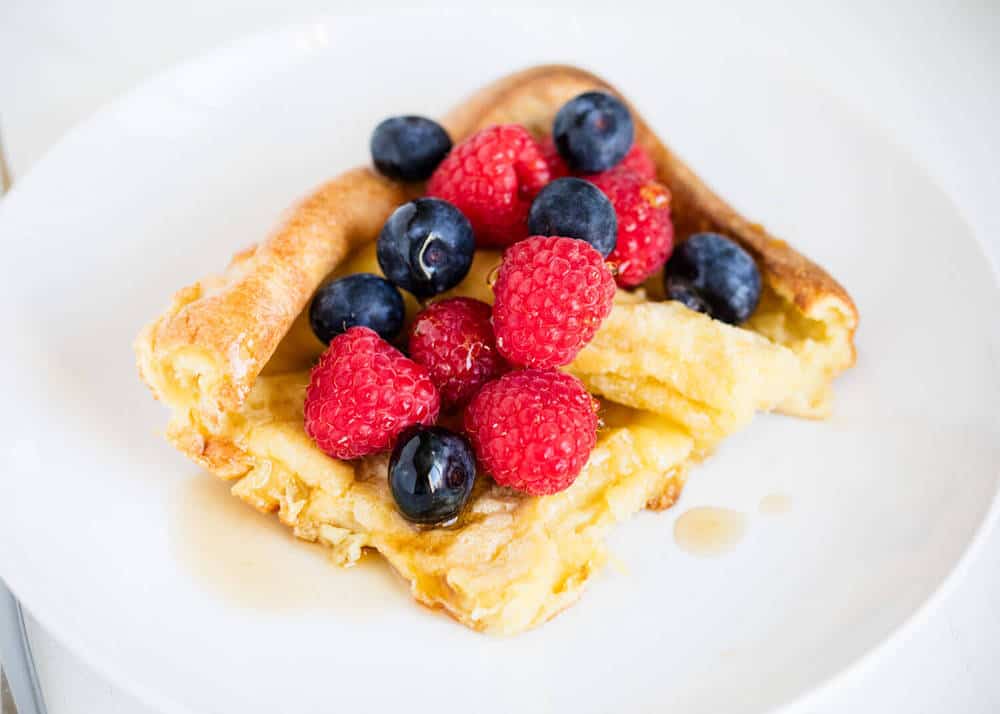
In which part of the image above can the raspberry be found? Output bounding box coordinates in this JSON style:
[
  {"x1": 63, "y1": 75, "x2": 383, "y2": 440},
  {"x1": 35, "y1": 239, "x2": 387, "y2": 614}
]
[
  {"x1": 464, "y1": 370, "x2": 598, "y2": 495},
  {"x1": 590, "y1": 168, "x2": 674, "y2": 287},
  {"x1": 618, "y1": 143, "x2": 657, "y2": 180},
  {"x1": 492, "y1": 235, "x2": 616, "y2": 368},
  {"x1": 540, "y1": 136, "x2": 570, "y2": 180},
  {"x1": 623, "y1": 143, "x2": 657, "y2": 179},
  {"x1": 541, "y1": 137, "x2": 656, "y2": 181},
  {"x1": 304, "y1": 327, "x2": 440, "y2": 460},
  {"x1": 408, "y1": 297, "x2": 508, "y2": 410},
  {"x1": 427, "y1": 124, "x2": 550, "y2": 247}
]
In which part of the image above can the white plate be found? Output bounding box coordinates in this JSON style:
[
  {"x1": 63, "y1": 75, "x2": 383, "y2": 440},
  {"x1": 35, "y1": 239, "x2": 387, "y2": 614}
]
[{"x1": 1, "y1": 11, "x2": 999, "y2": 714}]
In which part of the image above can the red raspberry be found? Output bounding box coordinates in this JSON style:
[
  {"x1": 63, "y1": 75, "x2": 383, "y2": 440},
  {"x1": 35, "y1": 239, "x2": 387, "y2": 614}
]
[
  {"x1": 540, "y1": 136, "x2": 570, "y2": 180},
  {"x1": 618, "y1": 143, "x2": 657, "y2": 180},
  {"x1": 408, "y1": 297, "x2": 508, "y2": 410},
  {"x1": 464, "y1": 370, "x2": 598, "y2": 495},
  {"x1": 427, "y1": 124, "x2": 550, "y2": 248},
  {"x1": 590, "y1": 168, "x2": 674, "y2": 288},
  {"x1": 492, "y1": 235, "x2": 616, "y2": 368},
  {"x1": 541, "y1": 137, "x2": 656, "y2": 181},
  {"x1": 304, "y1": 327, "x2": 440, "y2": 460}
]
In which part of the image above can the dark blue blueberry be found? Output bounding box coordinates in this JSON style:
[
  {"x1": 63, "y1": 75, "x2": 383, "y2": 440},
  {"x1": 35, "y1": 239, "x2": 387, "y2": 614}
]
[
  {"x1": 663, "y1": 233, "x2": 762, "y2": 325},
  {"x1": 389, "y1": 426, "x2": 476, "y2": 525},
  {"x1": 665, "y1": 282, "x2": 711, "y2": 316},
  {"x1": 553, "y1": 91, "x2": 634, "y2": 173},
  {"x1": 309, "y1": 273, "x2": 405, "y2": 344},
  {"x1": 370, "y1": 116, "x2": 452, "y2": 182},
  {"x1": 377, "y1": 198, "x2": 475, "y2": 298},
  {"x1": 527, "y1": 177, "x2": 617, "y2": 257}
]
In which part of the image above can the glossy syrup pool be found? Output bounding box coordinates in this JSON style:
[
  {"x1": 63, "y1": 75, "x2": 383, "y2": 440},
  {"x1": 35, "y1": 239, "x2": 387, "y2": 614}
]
[
  {"x1": 758, "y1": 493, "x2": 792, "y2": 515},
  {"x1": 169, "y1": 472, "x2": 407, "y2": 615},
  {"x1": 673, "y1": 507, "x2": 747, "y2": 557}
]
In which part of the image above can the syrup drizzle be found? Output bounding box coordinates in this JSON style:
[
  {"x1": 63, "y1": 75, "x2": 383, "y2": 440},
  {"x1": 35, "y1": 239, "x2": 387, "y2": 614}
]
[
  {"x1": 758, "y1": 493, "x2": 792, "y2": 515},
  {"x1": 673, "y1": 507, "x2": 747, "y2": 557},
  {"x1": 169, "y1": 472, "x2": 403, "y2": 615}
]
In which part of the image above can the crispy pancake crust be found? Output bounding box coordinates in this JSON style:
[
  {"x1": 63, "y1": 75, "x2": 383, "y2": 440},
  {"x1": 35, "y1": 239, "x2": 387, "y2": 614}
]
[{"x1": 136, "y1": 170, "x2": 418, "y2": 475}]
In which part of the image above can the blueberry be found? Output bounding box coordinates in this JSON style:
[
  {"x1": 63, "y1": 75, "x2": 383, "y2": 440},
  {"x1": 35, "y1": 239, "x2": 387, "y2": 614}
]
[
  {"x1": 389, "y1": 426, "x2": 476, "y2": 525},
  {"x1": 377, "y1": 198, "x2": 475, "y2": 298},
  {"x1": 527, "y1": 177, "x2": 617, "y2": 257},
  {"x1": 370, "y1": 116, "x2": 452, "y2": 182},
  {"x1": 309, "y1": 273, "x2": 405, "y2": 344},
  {"x1": 663, "y1": 233, "x2": 762, "y2": 325},
  {"x1": 665, "y1": 282, "x2": 711, "y2": 316},
  {"x1": 553, "y1": 91, "x2": 634, "y2": 173}
]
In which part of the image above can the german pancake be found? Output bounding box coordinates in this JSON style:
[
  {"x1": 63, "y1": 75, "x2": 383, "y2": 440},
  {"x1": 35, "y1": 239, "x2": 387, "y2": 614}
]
[{"x1": 136, "y1": 64, "x2": 857, "y2": 634}]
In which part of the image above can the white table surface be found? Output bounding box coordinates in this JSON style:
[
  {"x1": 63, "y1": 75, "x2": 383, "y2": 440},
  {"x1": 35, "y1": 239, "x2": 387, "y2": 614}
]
[{"x1": 2, "y1": 1, "x2": 999, "y2": 712}]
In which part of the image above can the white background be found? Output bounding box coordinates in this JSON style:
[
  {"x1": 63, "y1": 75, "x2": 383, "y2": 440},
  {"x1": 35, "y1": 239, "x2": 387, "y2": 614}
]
[{"x1": 1, "y1": 1, "x2": 998, "y2": 712}]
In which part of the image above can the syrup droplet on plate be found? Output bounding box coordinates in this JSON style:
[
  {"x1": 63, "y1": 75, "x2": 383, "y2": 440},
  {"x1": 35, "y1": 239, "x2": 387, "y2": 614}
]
[
  {"x1": 758, "y1": 493, "x2": 792, "y2": 515},
  {"x1": 673, "y1": 507, "x2": 747, "y2": 557}
]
